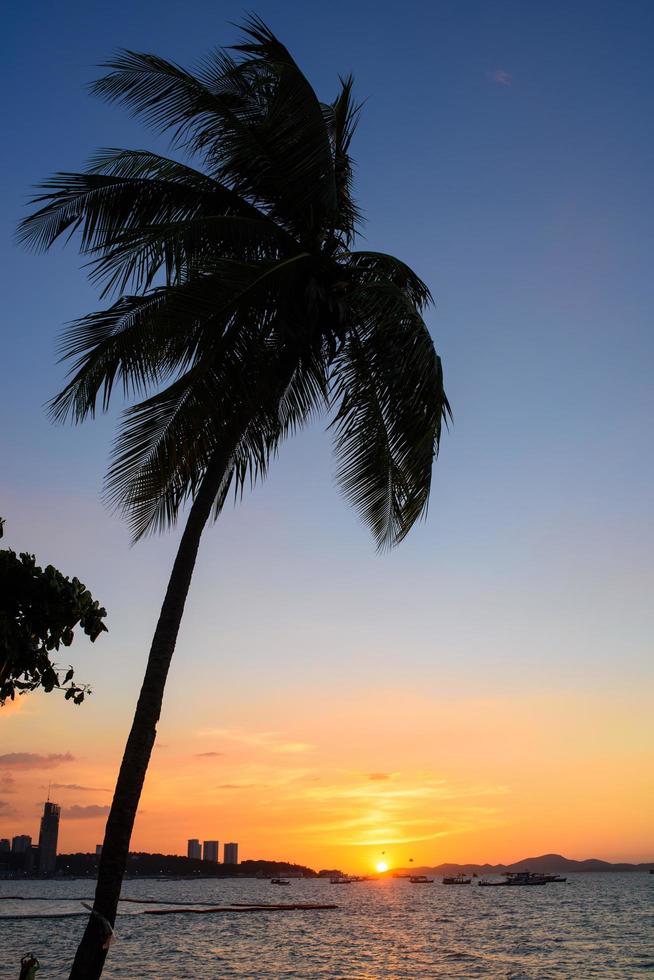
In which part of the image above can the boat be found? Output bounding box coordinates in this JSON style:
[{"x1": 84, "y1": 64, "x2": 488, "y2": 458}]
[
  {"x1": 479, "y1": 871, "x2": 548, "y2": 887},
  {"x1": 443, "y1": 874, "x2": 472, "y2": 885},
  {"x1": 542, "y1": 874, "x2": 567, "y2": 883},
  {"x1": 270, "y1": 878, "x2": 290, "y2": 886},
  {"x1": 329, "y1": 876, "x2": 353, "y2": 884},
  {"x1": 409, "y1": 875, "x2": 434, "y2": 884}
]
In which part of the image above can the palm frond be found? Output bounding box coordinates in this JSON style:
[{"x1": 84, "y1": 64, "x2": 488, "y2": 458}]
[
  {"x1": 90, "y1": 19, "x2": 345, "y2": 243},
  {"x1": 50, "y1": 251, "x2": 315, "y2": 425},
  {"x1": 86, "y1": 213, "x2": 298, "y2": 296},
  {"x1": 105, "y1": 322, "x2": 329, "y2": 539},
  {"x1": 322, "y1": 75, "x2": 363, "y2": 243},
  {"x1": 18, "y1": 165, "x2": 214, "y2": 255},
  {"x1": 347, "y1": 251, "x2": 433, "y2": 311},
  {"x1": 330, "y1": 283, "x2": 450, "y2": 549}
]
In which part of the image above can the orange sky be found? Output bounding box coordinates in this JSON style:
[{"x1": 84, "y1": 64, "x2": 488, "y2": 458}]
[{"x1": 2, "y1": 685, "x2": 652, "y2": 872}]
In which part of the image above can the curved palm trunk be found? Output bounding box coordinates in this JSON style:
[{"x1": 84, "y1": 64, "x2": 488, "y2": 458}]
[{"x1": 68, "y1": 454, "x2": 227, "y2": 980}]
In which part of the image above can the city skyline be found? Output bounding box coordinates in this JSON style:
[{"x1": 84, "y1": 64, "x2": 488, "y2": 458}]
[
  {"x1": 1, "y1": 0, "x2": 653, "y2": 874},
  {"x1": 0, "y1": 800, "x2": 60, "y2": 874}
]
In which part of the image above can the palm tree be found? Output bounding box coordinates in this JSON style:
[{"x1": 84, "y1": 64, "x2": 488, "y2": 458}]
[{"x1": 19, "y1": 17, "x2": 450, "y2": 979}]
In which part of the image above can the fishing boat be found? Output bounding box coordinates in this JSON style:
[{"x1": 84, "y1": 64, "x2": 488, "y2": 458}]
[
  {"x1": 479, "y1": 871, "x2": 548, "y2": 887},
  {"x1": 409, "y1": 875, "x2": 434, "y2": 884},
  {"x1": 271, "y1": 878, "x2": 290, "y2": 886},
  {"x1": 443, "y1": 874, "x2": 472, "y2": 885}
]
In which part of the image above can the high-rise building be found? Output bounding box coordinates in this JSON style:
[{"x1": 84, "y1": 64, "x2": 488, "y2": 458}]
[
  {"x1": 187, "y1": 838, "x2": 202, "y2": 860},
  {"x1": 203, "y1": 840, "x2": 219, "y2": 863},
  {"x1": 38, "y1": 801, "x2": 60, "y2": 874},
  {"x1": 12, "y1": 835, "x2": 32, "y2": 854},
  {"x1": 96, "y1": 844, "x2": 103, "y2": 856},
  {"x1": 0, "y1": 839, "x2": 10, "y2": 854},
  {"x1": 223, "y1": 842, "x2": 238, "y2": 865}
]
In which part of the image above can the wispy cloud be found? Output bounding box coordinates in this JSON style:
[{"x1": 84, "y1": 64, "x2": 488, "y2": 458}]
[
  {"x1": 278, "y1": 774, "x2": 508, "y2": 848},
  {"x1": 0, "y1": 774, "x2": 17, "y2": 793},
  {"x1": 0, "y1": 752, "x2": 74, "y2": 770},
  {"x1": 61, "y1": 805, "x2": 110, "y2": 820},
  {"x1": 368, "y1": 773, "x2": 392, "y2": 781},
  {"x1": 195, "y1": 752, "x2": 225, "y2": 758},
  {"x1": 216, "y1": 783, "x2": 257, "y2": 790},
  {"x1": 199, "y1": 729, "x2": 315, "y2": 754},
  {"x1": 48, "y1": 783, "x2": 110, "y2": 793},
  {"x1": 488, "y1": 69, "x2": 512, "y2": 86}
]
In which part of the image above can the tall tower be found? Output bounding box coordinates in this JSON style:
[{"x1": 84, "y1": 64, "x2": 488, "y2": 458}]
[
  {"x1": 38, "y1": 801, "x2": 60, "y2": 874},
  {"x1": 223, "y1": 842, "x2": 238, "y2": 865},
  {"x1": 203, "y1": 840, "x2": 219, "y2": 862},
  {"x1": 187, "y1": 838, "x2": 202, "y2": 860}
]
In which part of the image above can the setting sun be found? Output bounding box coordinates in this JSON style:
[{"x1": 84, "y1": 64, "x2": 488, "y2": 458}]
[{"x1": 376, "y1": 861, "x2": 389, "y2": 873}]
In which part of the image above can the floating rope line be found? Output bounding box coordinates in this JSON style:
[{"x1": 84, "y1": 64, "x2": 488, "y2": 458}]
[
  {"x1": 141, "y1": 903, "x2": 339, "y2": 915},
  {"x1": 0, "y1": 902, "x2": 339, "y2": 922}
]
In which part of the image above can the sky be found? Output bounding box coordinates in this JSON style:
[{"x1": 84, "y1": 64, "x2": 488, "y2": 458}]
[{"x1": 1, "y1": 0, "x2": 653, "y2": 872}]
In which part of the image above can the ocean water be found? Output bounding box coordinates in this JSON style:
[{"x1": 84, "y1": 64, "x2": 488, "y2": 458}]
[{"x1": 1, "y1": 874, "x2": 652, "y2": 978}]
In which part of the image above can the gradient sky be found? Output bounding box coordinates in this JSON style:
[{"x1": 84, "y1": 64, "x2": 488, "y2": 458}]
[{"x1": 1, "y1": 0, "x2": 653, "y2": 872}]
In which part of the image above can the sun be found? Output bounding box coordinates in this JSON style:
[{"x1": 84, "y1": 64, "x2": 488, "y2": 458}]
[{"x1": 376, "y1": 861, "x2": 389, "y2": 873}]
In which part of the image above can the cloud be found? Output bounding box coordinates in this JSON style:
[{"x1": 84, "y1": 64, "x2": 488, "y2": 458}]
[
  {"x1": 199, "y1": 729, "x2": 315, "y2": 754},
  {"x1": 61, "y1": 805, "x2": 110, "y2": 820},
  {"x1": 0, "y1": 753, "x2": 74, "y2": 770},
  {"x1": 215, "y1": 783, "x2": 258, "y2": 790},
  {"x1": 49, "y1": 784, "x2": 110, "y2": 793},
  {"x1": 368, "y1": 773, "x2": 392, "y2": 781},
  {"x1": 0, "y1": 800, "x2": 11, "y2": 811},
  {"x1": 0, "y1": 774, "x2": 17, "y2": 793},
  {"x1": 195, "y1": 752, "x2": 225, "y2": 758},
  {"x1": 488, "y1": 69, "x2": 512, "y2": 86}
]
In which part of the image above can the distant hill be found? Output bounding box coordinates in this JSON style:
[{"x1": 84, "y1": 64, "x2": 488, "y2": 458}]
[{"x1": 393, "y1": 853, "x2": 654, "y2": 876}]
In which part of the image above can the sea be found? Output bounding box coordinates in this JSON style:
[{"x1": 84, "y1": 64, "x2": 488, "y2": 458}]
[{"x1": 1, "y1": 874, "x2": 652, "y2": 978}]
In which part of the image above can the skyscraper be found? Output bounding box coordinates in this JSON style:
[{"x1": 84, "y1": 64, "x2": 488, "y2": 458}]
[
  {"x1": 12, "y1": 835, "x2": 32, "y2": 853},
  {"x1": 187, "y1": 838, "x2": 202, "y2": 860},
  {"x1": 38, "y1": 801, "x2": 60, "y2": 874},
  {"x1": 223, "y1": 842, "x2": 238, "y2": 865},
  {"x1": 203, "y1": 840, "x2": 219, "y2": 863}
]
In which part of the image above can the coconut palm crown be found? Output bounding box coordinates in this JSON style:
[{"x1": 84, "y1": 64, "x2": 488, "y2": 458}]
[{"x1": 19, "y1": 16, "x2": 450, "y2": 549}]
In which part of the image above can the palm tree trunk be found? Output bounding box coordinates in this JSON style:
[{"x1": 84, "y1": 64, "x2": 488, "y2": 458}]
[{"x1": 68, "y1": 452, "x2": 228, "y2": 980}]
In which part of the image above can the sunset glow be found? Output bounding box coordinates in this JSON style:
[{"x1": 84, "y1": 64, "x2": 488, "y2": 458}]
[{"x1": 2, "y1": 681, "x2": 652, "y2": 871}]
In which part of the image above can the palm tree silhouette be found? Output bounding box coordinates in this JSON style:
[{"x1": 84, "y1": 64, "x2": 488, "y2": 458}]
[{"x1": 20, "y1": 17, "x2": 450, "y2": 978}]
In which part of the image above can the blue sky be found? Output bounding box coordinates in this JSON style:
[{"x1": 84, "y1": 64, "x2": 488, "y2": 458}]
[{"x1": 1, "y1": 0, "x2": 653, "y2": 860}]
